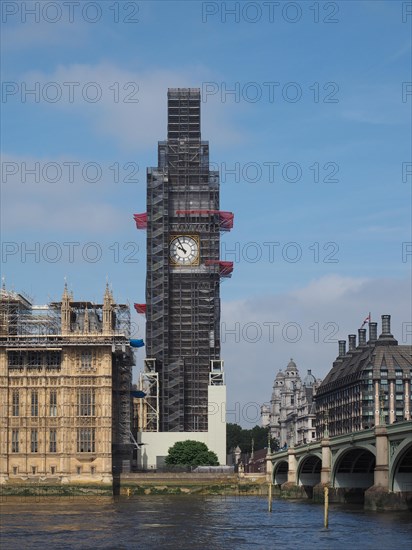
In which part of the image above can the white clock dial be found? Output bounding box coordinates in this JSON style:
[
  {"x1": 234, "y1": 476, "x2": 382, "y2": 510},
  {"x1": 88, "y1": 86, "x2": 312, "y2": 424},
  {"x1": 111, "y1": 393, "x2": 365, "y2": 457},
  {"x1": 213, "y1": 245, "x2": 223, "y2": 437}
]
[{"x1": 170, "y1": 236, "x2": 199, "y2": 265}]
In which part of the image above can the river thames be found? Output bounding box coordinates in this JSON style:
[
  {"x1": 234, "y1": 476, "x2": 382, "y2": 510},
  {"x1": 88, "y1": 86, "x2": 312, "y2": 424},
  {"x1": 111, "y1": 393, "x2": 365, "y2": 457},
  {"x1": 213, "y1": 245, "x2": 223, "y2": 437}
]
[{"x1": 1, "y1": 496, "x2": 411, "y2": 549}]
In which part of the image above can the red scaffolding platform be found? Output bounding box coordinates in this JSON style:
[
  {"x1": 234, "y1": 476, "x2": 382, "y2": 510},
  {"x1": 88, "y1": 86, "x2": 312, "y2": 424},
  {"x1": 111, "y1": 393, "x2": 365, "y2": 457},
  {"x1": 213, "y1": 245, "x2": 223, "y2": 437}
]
[
  {"x1": 133, "y1": 213, "x2": 147, "y2": 229},
  {"x1": 205, "y1": 260, "x2": 234, "y2": 277},
  {"x1": 134, "y1": 303, "x2": 147, "y2": 314}
]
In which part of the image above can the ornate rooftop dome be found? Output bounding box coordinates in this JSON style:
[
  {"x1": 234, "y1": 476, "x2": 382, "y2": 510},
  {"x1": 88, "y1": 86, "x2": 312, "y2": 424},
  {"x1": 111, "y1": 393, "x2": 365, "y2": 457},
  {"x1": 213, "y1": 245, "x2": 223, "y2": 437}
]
[
  {"x1": 303, "y1": 369, "x2": 316, "y2": 387},
  {"x1": 286, "y1": 358, "x2": 298, "y2": 372}
]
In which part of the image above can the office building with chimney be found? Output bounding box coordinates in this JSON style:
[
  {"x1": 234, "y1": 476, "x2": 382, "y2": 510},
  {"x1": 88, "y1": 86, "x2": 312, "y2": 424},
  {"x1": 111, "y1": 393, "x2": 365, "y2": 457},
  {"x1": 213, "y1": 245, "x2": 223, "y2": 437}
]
[{"x1": 315, "y1": 315, "x2": 412, "y2": 438}]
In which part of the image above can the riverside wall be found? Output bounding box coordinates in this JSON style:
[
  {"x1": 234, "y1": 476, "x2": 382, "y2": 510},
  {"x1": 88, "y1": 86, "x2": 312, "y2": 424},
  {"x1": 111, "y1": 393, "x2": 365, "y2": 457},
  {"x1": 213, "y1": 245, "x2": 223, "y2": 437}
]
[{"x1": 0, "y1": 473, "x2": 269, "y2": 499}]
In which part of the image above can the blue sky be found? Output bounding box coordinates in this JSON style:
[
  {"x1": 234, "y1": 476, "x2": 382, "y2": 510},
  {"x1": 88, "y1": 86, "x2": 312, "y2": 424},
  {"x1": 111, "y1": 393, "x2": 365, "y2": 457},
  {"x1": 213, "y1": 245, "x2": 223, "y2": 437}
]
[{"x1": 1, "y1": 1, "x2": 411, "y2": 424}]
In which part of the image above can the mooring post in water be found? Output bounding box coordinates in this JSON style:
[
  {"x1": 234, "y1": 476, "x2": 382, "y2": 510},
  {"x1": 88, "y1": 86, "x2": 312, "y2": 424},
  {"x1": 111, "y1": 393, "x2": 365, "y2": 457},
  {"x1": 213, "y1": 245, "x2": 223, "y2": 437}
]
[
  {"x1": 268, "y1": 483, "x2": 272, "y2": 512},
  {"x1": 324, "y1": 485, "x2": 329, "y2": 529}
]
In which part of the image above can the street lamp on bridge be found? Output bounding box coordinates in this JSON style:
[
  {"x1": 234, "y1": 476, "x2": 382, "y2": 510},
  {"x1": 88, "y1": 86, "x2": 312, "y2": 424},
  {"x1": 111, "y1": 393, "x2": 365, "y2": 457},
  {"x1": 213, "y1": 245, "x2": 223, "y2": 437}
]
[
  {"x1": 324, "y1": 410, "x2": 329, "y2": 438},
  {"x1": 379, "y1": 388, "x2": 386, "y2": 426}
]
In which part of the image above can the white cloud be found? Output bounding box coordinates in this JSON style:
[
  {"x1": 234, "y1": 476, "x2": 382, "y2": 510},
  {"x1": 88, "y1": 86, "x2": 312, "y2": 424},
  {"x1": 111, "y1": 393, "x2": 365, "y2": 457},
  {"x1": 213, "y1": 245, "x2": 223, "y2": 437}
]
[{"x1": 291, "y1": 274, "x2": 368, "y2": 305}]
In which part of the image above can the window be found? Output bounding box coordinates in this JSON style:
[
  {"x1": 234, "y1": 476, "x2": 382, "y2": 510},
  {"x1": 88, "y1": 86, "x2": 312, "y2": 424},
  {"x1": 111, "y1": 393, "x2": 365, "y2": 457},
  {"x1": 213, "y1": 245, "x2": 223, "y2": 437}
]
[
  {"x1": 46, "y1": 351, "x2": 61, "y2": 369},
  {"x1": 51, "y1": 466, "x2": 56, "y2": 475},
  {"x1": 90, "y1": 466, "x2": 96, "y2": 475},
  {"x1": 77, "y1": 428, "x2": 95, "y2": 453},
  {"x1": 49, "y1": 391, "x2": 57, "y2": 416},
  {"x1": 31, "y1": 466, "x2": 36, "y2": 475},
  {"x1": 28, "y1": 351, "x2": 42, "y2": 369},
  {"x1": 8, "y1": 352, "x2": 24, "y2": 369},
  {"x1": 12, "y1": 390, "x2": 19, "y2": 416},
  {"x1": 31, "y1": 429, "x2": 38, "y2": 453},
  {"x1": 81, "y1": 350, "x2": 92, "y2": 370},
  {"x1": 76, "y1": 466, "x2": 81, "y2": 475},
  {"x1": 77, "y1": 388, "x2": 95, "y2": 417},
  {"x1": 312, "y1": 431, "x2": 316, "y2": 438},
  {"x1": 31, "y1": 391, "x2": 38, "y2": 416},
  {"x1": 12, "y1": 466, "x2": 17, "y2": 475},
  {"x1": 12, "y1": 429, "x2": 19, "y2": 453},
  {"x1": 49, "y1": 429, "x2": 57, "y2": 453}
]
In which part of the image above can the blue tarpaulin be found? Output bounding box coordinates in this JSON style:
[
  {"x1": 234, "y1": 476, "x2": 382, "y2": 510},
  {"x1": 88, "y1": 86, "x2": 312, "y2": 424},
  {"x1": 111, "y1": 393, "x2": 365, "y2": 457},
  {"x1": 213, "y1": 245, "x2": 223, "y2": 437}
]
[{"x1": 130, "y1": 339, "x2": 145, "y2": 348}]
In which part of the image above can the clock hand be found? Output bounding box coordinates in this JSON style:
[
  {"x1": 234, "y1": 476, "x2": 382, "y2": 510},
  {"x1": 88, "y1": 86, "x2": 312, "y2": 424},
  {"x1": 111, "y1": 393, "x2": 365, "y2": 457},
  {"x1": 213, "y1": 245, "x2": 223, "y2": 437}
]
[{"x1": 177, "y1": 238, "x2": 187, "y2": 253}]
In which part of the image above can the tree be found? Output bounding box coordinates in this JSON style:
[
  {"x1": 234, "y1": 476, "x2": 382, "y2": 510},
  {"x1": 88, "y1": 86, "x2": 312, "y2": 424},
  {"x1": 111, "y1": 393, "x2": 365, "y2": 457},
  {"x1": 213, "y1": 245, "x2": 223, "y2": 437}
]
[
  {"x1": 226, "y1": 423, "x2": 279, "y2": 454},
  {"x1": 226, "y1": 423, "x2": 242, "y2": 454},
  {"x1": 165, "y1": 440, "x2": 219, "y2": 466}
]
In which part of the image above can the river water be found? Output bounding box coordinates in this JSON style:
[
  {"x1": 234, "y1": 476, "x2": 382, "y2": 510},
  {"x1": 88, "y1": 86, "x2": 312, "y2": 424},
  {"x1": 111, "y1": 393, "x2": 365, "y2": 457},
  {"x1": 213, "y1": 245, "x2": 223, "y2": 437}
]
[{"x1": 1, "y1": 496, "x2": 411, "y2": 549}]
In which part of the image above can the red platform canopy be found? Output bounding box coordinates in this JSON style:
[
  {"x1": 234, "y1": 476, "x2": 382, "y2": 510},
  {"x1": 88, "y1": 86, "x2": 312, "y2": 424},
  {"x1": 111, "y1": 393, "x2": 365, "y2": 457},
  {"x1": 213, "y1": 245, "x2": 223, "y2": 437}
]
[
  {"x1": 218, "y1": 211, "x2": 234, "y2": 230},
  {"x1": 133, "y1": 213, "x2": 147, "y2": 229},
  {"x1": 134, "y1": 303, "x2": 146, "y2": 314},
  {"x1": 205, "y1": 260, "x2": 234, "y2": 277}
]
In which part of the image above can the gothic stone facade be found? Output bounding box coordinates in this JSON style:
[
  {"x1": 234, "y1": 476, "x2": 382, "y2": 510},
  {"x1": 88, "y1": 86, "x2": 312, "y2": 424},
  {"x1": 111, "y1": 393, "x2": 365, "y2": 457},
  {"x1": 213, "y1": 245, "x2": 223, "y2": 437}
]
[
  {"x1": 262, "y1": 359, "x2": 322, "y2": 448},
  {"x1": 0, "y1": 285, "x2": 134, "y2": 484}
]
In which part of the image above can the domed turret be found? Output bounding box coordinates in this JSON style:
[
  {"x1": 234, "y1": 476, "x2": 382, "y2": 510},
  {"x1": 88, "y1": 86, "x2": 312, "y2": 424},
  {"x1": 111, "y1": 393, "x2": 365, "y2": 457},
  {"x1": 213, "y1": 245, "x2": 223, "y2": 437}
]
[
  {"x1": 286, "y1": 358, "x2": 297, "y2": 370},
  {"x1": 303, "y1": 369, "x2": 316, "y2": 387},
  {"x1": 285, "y1": 358, "x2": 299, "y2": 377},
  {"x1": 274, "y1": 369, "x2": 285, "y2": 386}
]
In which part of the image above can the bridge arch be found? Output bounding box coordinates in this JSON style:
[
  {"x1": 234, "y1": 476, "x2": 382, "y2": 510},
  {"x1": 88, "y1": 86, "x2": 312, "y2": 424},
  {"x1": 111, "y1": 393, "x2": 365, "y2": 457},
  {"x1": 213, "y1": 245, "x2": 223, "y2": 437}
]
[
  {"x1": 391, "y1": 441, "x2": 412, "y2": 492},
  {"x1": 332, "y1": 445, "x2": 376, "y2": 489},
  {"x1": 297, "y1": 453, "x2": 322, "y2": 487},
  {"x1": 273, "y1": 460, "x2": 288, "y2": 486}
]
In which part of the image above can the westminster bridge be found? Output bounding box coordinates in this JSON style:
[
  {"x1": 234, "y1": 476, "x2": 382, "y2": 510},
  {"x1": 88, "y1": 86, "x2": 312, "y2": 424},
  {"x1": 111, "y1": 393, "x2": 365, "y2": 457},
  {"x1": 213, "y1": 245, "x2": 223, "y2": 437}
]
[{"x1": 267, "y1": 420, "x2": 412, "y2": 510}]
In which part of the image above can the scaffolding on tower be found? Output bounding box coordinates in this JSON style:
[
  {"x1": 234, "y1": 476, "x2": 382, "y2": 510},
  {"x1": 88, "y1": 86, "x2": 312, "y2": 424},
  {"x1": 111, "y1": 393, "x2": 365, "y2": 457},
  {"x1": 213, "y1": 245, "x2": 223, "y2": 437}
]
[
  {"x1": 138, "y1": 358, "x2": 159, "y2": 431},
  {"x1": 175, "y1": 210, "x2": 234, "y2": 231},
  {"x1": 138, "y1": 88, "x2": 234, "y2": 433}
]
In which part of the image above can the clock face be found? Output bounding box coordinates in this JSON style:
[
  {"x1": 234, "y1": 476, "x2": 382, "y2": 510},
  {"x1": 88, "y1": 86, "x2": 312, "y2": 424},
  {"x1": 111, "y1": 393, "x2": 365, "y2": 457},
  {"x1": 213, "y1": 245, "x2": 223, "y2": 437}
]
[{"x1": 170, "y1": 235, "x2": 199, "y2": 265}]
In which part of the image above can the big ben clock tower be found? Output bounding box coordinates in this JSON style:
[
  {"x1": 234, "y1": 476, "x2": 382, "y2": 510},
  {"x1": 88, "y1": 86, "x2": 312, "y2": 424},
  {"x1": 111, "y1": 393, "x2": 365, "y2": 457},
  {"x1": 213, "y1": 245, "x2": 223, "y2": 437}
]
[{"x1": 135, "y1": 89, "x2": 233, "y2": 461}]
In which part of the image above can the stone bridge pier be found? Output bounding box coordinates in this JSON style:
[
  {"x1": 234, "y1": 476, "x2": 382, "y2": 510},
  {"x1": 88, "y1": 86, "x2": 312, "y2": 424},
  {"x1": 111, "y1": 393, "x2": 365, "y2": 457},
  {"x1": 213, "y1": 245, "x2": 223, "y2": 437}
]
[{"x1": 267, "y1": 421, "x2": 412, "y2": 511}]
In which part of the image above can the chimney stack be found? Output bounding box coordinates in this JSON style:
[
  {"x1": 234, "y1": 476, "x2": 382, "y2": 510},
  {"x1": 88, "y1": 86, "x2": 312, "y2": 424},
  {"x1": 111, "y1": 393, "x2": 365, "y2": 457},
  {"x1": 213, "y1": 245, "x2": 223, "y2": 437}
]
[
  {"x1": 358, "y1": 328, "x2": 367, "y2": 347},
  {"x1": 381, "y1": 314, "x2": 392, "y2": 336},
  {"x1": 348, "y1": 334, "x2": 356, "y2": 351},
  {"x1": 377, "y1": 314, "x2": 398, "y2": 345},
  {"x1": 369, "y1": 322, "x2": 378, "y2": 342},
  {"x1": 338, "y1": 340, "x2": 346, "y2": 357}
]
